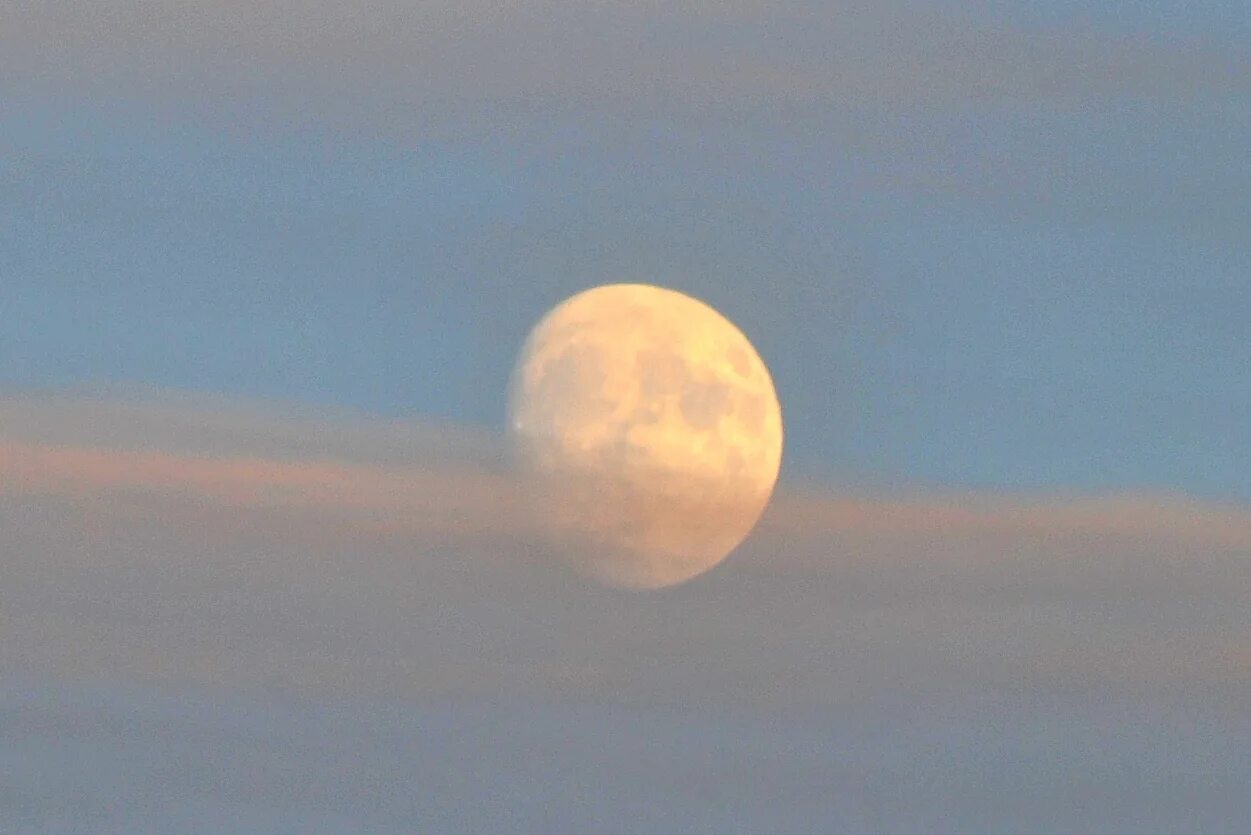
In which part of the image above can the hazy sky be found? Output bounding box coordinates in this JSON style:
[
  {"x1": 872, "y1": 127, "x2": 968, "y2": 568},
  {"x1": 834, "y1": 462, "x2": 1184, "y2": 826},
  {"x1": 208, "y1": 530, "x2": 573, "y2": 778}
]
[
  {"x1": 5, "y1": 0, "x2": 1249, "y2": 495},
  {"x1": 2, "y1": 1, "x2": 1250, "y2": 831}
]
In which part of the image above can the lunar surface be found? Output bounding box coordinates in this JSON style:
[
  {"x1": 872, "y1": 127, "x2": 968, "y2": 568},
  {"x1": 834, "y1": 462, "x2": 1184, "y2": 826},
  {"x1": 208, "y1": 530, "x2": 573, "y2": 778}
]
[{"x1": 508, "y1": 284, "x2": 783, "y2": 589}]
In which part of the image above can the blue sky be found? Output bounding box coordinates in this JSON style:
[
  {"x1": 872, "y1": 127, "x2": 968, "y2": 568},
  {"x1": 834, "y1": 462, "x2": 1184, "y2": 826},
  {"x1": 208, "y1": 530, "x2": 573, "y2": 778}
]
[{"x1": 5, "y1": 77, "x2": 1248, "y2": 497}]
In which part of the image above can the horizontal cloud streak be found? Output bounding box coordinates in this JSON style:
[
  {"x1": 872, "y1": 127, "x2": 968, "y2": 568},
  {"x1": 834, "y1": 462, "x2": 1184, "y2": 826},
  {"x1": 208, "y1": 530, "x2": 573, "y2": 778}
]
[
  {"x1": 0, "y1": 388, "x2": 503, "y2": 471},
  {"x1": 0, "y1": 439, "x2": 522, "y2": 539},
  {"x1": 762, "y1": 490, "x2": 1251, "y2": 562},
  {"x1": 2, "y1": 0, "x2": 1246, "y2": 126},
  {"x1": 0, "y1": 384, "x2": 1248, "y2": 832},
  {"x1": 8, "y1": 437, "x2": 1251, "y2": 571},
  {"x1": 4, "y1": 390, "x2": 1251, "y2": 569}
]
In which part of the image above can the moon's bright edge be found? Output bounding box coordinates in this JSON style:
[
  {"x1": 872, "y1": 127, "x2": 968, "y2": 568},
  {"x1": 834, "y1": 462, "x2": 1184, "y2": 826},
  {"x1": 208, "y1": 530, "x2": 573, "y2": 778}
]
[{"x1": 508, "y1": 283, "x2": 783, "y2": 589}]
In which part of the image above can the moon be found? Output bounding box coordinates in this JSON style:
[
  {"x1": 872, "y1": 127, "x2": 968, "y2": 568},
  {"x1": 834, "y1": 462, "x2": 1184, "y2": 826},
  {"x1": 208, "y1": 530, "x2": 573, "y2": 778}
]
[{"x1": 508, "y1": 284, "x2": 783, "y2": 589}]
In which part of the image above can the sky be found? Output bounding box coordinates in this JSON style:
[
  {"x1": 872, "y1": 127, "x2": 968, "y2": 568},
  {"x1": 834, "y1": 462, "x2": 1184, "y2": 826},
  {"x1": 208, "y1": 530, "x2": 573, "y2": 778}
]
[{"x1": 2, "y1": 1, "x2": 1250, "y2": 831}]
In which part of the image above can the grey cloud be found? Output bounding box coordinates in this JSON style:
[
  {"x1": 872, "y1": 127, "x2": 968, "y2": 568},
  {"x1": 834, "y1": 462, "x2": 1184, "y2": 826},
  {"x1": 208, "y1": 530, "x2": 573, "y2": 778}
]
[
  {"x1": 1, "y1": 1, "x2": 1245, "y2": 126},
  {"x1": 3, "y1": 390, "x2": 1250, "y2": 829},
  {"x1": 0, "y1": 386, "x2": 505, "y2": 471},
  {"x1": 2, "y1": 389, "x2": 1250, "y2": 707},
  {"x1": 5, "y1": 679, "x2": 1248, "y2": 833}
]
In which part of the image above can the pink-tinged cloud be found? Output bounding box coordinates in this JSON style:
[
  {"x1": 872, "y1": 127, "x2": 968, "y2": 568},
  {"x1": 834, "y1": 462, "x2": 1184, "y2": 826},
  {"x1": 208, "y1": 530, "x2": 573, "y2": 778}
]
[
  {"x1": 2, "y1": 388, "x2": 1250, "y2": 585},
  {"x1": 0, "y1": 439, "x2": 524, "y2": 539},
  {"x1": 757, "y1": 489, "x2": 1251, "y2": 568},
  {"x1": 1, "y1": 390, "x2": 1249, "y2": 724},
  {"x1": 1, "y1": 0, "x2": 1244, "y2": 127}
]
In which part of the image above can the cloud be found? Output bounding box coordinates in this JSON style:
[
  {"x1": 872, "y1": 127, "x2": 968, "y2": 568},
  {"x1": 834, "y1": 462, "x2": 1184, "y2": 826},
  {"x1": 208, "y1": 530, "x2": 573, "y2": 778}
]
[
  {"x1": 2, "y1": 388, "x2": 1250, "y2": 706},
  {"x1": 0, "y1": 389, "x2": 525, "y2": 555},
  {"x1": 2, "y1": 389, "x2": 1249, "y2": 827},
  {"x1": 758, "y1": 488, "x2": 1251, "y2": 566},
  {"x1": 2, "y1": 1, "x2": 1245, "y2": 126},
  {"x1": 0, "y1": 386, "x2": 503, "y2": 470},
  {"x1": 6, "y1": 389, "x2": 1251, "y2": 572},
  {"x1": 5, "y1": 389, "x2": 1251, "y2": 567},
  {"x1": 7, "y1": 677, "x2": 1244, "y2": 832}
]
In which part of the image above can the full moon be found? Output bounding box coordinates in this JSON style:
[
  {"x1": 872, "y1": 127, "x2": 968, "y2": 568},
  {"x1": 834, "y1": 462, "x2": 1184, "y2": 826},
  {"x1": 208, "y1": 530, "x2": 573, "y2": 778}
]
[{"x1": 508, "y1": 284, "x2": 783, "y2": 589}]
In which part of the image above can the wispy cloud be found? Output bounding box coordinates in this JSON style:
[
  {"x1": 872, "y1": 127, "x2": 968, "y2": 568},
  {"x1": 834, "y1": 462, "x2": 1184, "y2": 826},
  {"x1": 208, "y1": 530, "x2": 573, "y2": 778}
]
[
  {"x1": 6, "y1": 390, "x2": 1251, "y2": 569},
  {"x1": 3, "y1": 1, "x2": 1245, "y2": 124},
  {"x1": 1, "y1": 391, "x2": 1248, "y2": 830}
]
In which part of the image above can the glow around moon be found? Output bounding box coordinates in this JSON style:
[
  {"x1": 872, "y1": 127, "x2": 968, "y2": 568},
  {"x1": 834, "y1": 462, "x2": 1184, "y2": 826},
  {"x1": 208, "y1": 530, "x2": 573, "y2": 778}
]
[{"x1": 508, "y1": 284, "x2": 783, "y2": 589}]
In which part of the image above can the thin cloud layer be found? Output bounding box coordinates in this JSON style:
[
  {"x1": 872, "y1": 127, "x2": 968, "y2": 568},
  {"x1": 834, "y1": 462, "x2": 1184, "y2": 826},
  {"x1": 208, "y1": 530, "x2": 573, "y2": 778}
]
[
  {"x1": 2, "y1": 389, "x2": 1249, "y2": 710},
  {"x1": 2, "y1": 391, "x2": 1249, "y2": 830},
  {"x1": 5, "y1": 390, "x2": 1251, "y2": 569},
  {"x1": 9, "y1": 434, "x2": 1251, "y2": 576},
  {"x1": 2, "y1": 1, "x2": 1245, "y2": 124},
  {"x1": 4, "y1": 4, "x2": 1248, "y2": 825}
]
